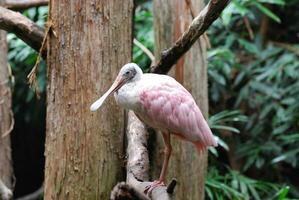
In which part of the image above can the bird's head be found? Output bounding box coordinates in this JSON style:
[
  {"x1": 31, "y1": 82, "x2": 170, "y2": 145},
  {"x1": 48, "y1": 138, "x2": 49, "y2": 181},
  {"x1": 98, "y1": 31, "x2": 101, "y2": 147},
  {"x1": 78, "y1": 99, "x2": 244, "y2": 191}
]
[{"x1": 90, "y1": 63, "x2": 143, "y2": 111}]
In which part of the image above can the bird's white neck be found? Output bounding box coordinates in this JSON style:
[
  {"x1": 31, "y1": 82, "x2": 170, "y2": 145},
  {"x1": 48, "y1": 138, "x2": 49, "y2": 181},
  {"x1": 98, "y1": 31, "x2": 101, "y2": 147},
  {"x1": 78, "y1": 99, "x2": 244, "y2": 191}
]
[{"x1": 114, "y1": 80, "x2": 141, "y2": 111}]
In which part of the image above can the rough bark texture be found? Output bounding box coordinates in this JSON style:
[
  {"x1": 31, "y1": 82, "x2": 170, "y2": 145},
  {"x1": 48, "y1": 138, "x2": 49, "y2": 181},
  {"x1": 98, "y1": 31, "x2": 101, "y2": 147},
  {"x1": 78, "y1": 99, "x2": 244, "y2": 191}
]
[
  {"x1": 153, "y1": 0, "x2": 208, "y2": 199},
  {"x1": 44, "y1": 0, "x2": 133, "y2": 199},
  {"x1": 0, "y1": 27, "x2": 13, "y2": 199}
]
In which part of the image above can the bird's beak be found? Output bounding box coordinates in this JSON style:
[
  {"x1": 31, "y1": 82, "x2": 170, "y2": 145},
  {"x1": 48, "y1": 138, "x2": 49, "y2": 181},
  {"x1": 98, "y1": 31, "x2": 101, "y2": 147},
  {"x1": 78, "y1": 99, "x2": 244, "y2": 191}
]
[{"x1": 90, "y1": 76, "x2": 127, "y2": 112}]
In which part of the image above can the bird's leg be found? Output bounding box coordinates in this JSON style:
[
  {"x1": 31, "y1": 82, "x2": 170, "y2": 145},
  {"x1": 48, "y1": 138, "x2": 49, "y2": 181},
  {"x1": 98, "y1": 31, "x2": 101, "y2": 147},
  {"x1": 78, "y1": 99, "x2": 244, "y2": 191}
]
[
  {"x1": 158, "y1": 132, "x2": 172, "y2": 183},
  {"x1": 144, "y1": 132, "x2": 172, "y2": 195}
]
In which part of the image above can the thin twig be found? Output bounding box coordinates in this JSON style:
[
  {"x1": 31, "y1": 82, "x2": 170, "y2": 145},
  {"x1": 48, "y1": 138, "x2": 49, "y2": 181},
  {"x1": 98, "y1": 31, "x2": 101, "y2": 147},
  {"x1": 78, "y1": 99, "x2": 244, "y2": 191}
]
[
  {"x1": 27, "y1": 19, "x2": 53, "y2": 94},
  {"x1": 272, "y1": 41, "x2": 299, "y2": 57},
  {"x1": 133, "y1": 38, "x2": 155, "y2": 65},
  {"x1": 243, "y1": 17, "x2": 254, "y2": 40},
  {"x1": 7, "y1": 63, "x2": 15, "y2": 89}
]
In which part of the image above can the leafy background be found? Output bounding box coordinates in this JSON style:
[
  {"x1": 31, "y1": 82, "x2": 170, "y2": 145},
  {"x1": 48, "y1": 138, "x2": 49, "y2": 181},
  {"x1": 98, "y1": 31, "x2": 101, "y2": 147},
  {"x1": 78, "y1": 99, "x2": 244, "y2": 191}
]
[{"x1": 8, "y1": 0, "x2": 299, "y2": 199}]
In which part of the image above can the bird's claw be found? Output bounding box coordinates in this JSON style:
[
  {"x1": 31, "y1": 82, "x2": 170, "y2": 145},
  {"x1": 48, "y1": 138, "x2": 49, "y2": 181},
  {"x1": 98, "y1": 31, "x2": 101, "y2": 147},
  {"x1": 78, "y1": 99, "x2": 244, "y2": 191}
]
[{"x1": 144, "y1": 180, "x2": 166, "y2": 196}]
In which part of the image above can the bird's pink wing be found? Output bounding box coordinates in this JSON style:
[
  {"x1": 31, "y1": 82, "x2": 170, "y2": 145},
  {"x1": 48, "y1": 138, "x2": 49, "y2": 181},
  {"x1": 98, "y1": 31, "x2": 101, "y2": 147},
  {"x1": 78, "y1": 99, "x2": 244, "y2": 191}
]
[{"x1": 139, "y1": 81, "x2": 217, "y2": 148}]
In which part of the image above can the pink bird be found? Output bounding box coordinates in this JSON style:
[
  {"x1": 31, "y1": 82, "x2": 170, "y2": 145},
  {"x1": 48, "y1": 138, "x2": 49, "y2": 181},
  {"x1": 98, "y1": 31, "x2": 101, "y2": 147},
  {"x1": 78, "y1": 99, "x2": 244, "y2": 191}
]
[{"x1": 90, "y1": 63, "x2": 217, "y2": 192}]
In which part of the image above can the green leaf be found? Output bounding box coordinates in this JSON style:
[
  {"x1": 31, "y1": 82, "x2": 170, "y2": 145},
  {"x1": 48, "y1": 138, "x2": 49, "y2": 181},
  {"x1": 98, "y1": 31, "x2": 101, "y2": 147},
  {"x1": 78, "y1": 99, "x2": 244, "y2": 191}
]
[
  {"x1": 277, "y1": 186, "x2": 290, "y2": 200},
  {"x1": 221, "y1": 3, "x2": 234, "y2": 25},
  {"x1": 258, "y1": 0, "x2": 285, "y2": 6},
  {"x1": 238, "y1": 39, "x2": 259, "y2": 54},
  {"x1": 211, "y1": 125, "x2": 240, "y2": 133},
  {"x1": 253, "y1": 2, "x2": 281, "y2": 23}
]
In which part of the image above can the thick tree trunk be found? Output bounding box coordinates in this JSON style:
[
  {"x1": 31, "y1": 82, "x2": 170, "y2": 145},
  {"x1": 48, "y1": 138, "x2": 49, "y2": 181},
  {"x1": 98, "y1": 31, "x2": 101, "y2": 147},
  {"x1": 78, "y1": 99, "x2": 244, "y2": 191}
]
[
  {"x1": 153, "y1": 0, "x2": 208, "y2": 199},
  {"x1": 44, "y1": 0, "x2": 133, "y2": 199},
  {"x1": 0, "y1": 28, "x2": 13, "y2": 199}
]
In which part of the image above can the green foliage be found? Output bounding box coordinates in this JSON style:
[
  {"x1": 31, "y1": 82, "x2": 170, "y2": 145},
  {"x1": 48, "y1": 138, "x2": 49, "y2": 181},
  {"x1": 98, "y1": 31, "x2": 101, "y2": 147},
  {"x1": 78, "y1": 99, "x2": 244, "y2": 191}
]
[
  {"x1": 206, "y1": 167, "x2": 288, "y2": 200},
  {"x1": 208, "y1": 110, "x2": 247, "y2": 156},
  {"x1": 133, "y1": 2, "x2": 154, "y2": 71},
  {"x1": 234, "y1": 45, "x2": 299, "y2": 170},
  {"x1": 221, "y1": 0, "x2": 286, "y2": 25},
  {"x1": 207, "y1": 0, "x2": 299, "y2": 198},
  {"x1": 8, "y1": 7, "x2": 48, "y2": 122}
]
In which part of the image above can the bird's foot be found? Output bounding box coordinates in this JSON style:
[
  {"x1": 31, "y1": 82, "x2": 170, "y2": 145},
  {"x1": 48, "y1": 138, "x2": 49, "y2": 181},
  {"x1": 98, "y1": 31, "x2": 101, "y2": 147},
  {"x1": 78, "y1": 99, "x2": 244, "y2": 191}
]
[{"x1": 144, "y1": 180, "x2": 166, "y2": 195}]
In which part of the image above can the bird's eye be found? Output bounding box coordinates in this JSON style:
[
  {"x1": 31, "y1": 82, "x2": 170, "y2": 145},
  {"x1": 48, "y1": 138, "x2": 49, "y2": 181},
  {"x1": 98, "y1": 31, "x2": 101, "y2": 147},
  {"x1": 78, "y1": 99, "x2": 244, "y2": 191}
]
[{"x1": 125, "y1": 71, "x2": 130, "y2": 75}]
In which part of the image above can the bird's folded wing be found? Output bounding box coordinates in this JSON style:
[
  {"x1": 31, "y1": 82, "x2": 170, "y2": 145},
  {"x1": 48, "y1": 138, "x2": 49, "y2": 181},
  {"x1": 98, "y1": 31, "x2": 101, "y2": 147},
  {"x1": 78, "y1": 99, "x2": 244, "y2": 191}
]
[{"x1": 139, "y1": 82, "x2": 217, "y2": 147}]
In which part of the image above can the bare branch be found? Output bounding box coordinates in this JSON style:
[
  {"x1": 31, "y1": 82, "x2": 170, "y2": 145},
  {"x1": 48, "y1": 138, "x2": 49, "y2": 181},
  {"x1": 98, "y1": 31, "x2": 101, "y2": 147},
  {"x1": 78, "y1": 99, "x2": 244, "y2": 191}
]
[
  {"x1": 4, "y1": 0, "x2": 48, "y2": 10},
  {"x1": 0, "y1": 179, "x2": 13, "y2": 200},
  {"x1": 150, "y1": 0, "x2": 230, "y2": 74},
  {"x1": 133, "y1": 38, "x2": 155, "y2": 65},
  {"x1": 272, "y1": 41, "x2": 299, "y2": 57},
  {"x1": 124, "y1": 111, "x2": 174, "y2": 200},
  {"x1": 243, "y1": 17, "x2": 254, "y2": 40},
  {"x1": 0, "y1": 6, "x2": 45, "y2": 57}
]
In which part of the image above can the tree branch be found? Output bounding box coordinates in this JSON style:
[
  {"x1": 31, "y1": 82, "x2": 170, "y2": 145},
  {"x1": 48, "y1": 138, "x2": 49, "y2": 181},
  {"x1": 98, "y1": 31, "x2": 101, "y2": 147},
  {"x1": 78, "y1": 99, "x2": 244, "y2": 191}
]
[
  {"x1": 150, "y1": 0, "x2": 230, "y2": 74},
  {"x1": 133, "y1": 38, "x2": 155, "y2": 65},
  {"x1": 0, "y1": 179, "x2": 12, "y2": 200},
  {"x1": 0, "y1": 6, "x2": 45, "y2": 57},
  {"x1": 4, "y1": 0, "x2": 48, "y2": 10},
  {"x1": 112, "y1": 111, "x2": 174, "y2": 200}
]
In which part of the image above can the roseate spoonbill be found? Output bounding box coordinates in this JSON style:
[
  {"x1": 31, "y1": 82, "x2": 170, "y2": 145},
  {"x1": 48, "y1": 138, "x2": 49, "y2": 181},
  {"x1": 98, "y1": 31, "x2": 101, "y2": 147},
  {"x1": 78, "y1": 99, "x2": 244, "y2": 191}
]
[{"x1": 90, "y1": 63, "x2": 217, "y2": 192}]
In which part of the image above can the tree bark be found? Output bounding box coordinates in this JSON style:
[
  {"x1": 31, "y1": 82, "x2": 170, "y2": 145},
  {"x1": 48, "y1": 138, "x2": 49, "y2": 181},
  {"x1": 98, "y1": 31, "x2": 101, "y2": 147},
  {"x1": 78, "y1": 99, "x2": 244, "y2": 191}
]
[
  {"x1": 0, "y1": 22, "x2": 13, "y2": 200},
  {"x1": 153, "y1": 0, "x2": 208, "y2": 199},
  {"x1": 44, "y1": 0, "x2": 133, "y2": 199}
]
